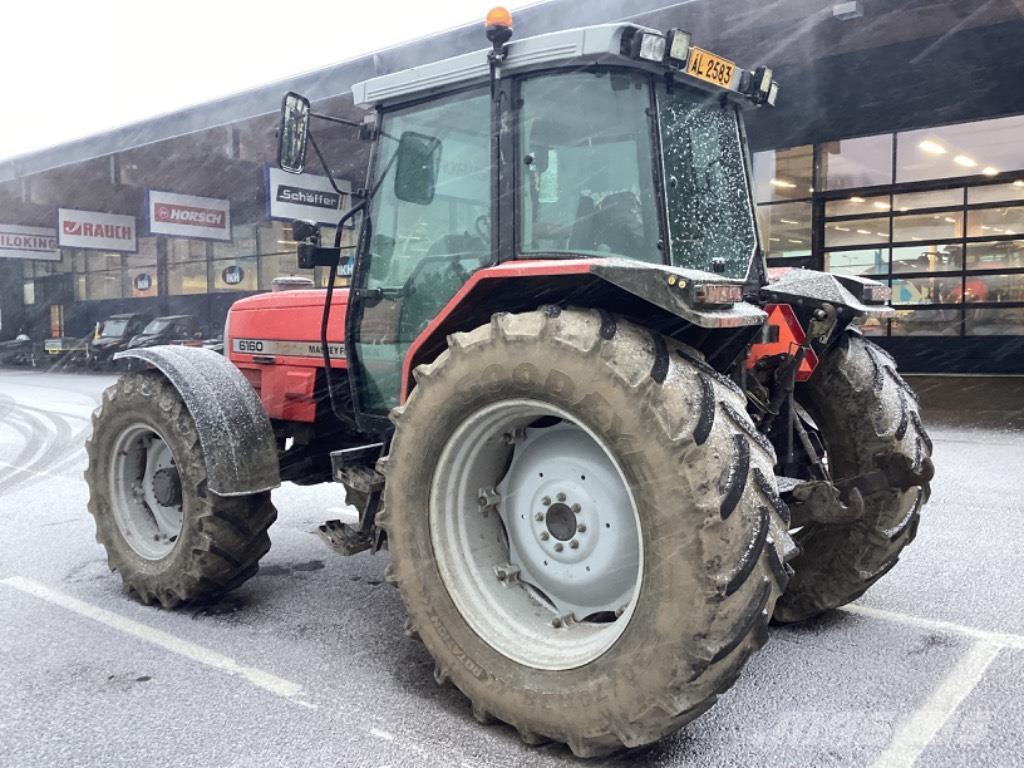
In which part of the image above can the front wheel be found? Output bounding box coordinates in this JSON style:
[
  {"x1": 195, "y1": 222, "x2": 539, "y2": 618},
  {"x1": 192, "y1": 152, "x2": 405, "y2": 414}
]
[
  {"x1": 379, "y1": 308, "x2": 789, "y2": 756},
  {"x1": 773, "y1": 331, "x2": 932, "y2": 623},
  {"x1": 85, "y1": 372, "x2": 276, "y2": 607}
]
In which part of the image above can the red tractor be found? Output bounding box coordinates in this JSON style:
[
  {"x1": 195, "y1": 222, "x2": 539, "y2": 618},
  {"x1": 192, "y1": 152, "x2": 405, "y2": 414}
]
[{"x1": 86, "y1": 10, "x2": 933, "y2": 756}]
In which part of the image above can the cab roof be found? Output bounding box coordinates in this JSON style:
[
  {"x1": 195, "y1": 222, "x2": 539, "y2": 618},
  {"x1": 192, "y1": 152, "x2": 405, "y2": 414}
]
[{"x1": 351, "y1": 22, "x2": 735, "y2": 110}]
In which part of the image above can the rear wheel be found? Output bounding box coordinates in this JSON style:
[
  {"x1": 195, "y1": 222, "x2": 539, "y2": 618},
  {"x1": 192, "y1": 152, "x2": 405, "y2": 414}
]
[
  {"x1": 773, "y1": 331, "x2": 932, "y2": 623},
  {"x1": 85, "y1": 372, "x2": 276, "y2": 607},
  {"x1": 380, "y1": 308, "x2": 789, "y2": 756}
]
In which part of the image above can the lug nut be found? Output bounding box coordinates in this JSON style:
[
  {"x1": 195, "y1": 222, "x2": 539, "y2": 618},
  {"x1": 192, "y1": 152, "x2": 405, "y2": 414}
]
[
  {"x1": 542, "y1": 496, "x2": 551, "y2": 506},
  {"x1": 570, "y1": 540, "x2": 579, "y2": 549},
  {"x1": 540, "y1": 531, "x2": 550, "y2": 541},
  {"x1": 571, "y1": 503, "x2": 581, "y2": 514},
  {"x1": 577, "y1": 523, "x2": 586, "y2": 533},
  {"x1": 534, "y1": 512, "x2": 544, "y2": 521},
  {"x1": 554, "y1": 542, "x2": 564, "y2": 552},
  {"x1": 557, "y1": 492, "x2": 566, "y2": 502}
]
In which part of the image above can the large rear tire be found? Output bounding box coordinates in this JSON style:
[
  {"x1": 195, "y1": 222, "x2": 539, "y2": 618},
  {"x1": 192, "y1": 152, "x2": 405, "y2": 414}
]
[
  {"x1": 85, "y1": 371, "x2": 276, "y2": 608},
  {"x1": 773, "y1": 331, "x2": 932, "y2": 623},
  {"x1": 379, "y1": 308, "x2": 789, "y2": 757}
]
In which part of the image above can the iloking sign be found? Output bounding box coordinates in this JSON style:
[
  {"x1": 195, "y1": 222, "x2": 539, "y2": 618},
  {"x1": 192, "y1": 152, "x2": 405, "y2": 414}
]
[
  {"x1": 58, "y1": 208, "x2": 136, "y2": 252},
  {"x1": 0, "y1": 224, "x2": 59, "y2": 261},
  {"x1": 148, "y1": 190, "x2": 231, "y2": 241},
  {"x1": 266, "y1": 166, "x2": 352, "y2": 227}
]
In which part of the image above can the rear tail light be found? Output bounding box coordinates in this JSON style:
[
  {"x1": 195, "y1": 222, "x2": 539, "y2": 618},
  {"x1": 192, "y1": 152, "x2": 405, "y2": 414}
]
[{"x1": 692, "y1": 282, "x2": 743, "y2": 307}]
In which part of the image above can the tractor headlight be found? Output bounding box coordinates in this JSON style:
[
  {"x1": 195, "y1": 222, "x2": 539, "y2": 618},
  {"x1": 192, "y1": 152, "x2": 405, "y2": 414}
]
[
  {"x1": 666, "y1": 29, "x2": 692, "y2": 66},
  {"x1": 632, "y1": 31, "x2": 667, "y2": 63}
]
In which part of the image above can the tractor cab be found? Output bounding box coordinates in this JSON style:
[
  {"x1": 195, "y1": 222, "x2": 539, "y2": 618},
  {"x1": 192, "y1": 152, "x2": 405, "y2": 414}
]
[{"x1": 278, "y1": 13, "x2": 782, "y2": 424}]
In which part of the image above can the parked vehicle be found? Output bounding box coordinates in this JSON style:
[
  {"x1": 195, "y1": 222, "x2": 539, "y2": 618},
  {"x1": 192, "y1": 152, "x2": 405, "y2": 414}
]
[
  {"x1": 87, "y1": 313, "x2": 151, "y2": 369},
  {"x1": 84, "y1": 10, "x2": 933, "y2": 757},
  {"x1": 126, "y1": 315, "x2": 204, "y2": 350},
  {"x1": 0, "y1": 332, "x2": 38, "y2": 367}
]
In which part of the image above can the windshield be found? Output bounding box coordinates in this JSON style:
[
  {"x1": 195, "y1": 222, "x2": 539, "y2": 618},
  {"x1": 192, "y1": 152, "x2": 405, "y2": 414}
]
[
  {"x1": 101, "y1": 319, "x2": 128, "y2": 337},
  {"x1": 658, "y1": 84, "x2": 757, "y2": 279},
  {"x1": 143, "y1": 318, "x2": 172, "y2": 334},
  {"x1": 519, "y1": 70, "x2": 661, "y2": 263}
]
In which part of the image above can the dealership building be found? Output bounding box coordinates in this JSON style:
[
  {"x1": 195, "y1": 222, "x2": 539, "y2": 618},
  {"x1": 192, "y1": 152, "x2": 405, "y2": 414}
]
[{"x1": 1, "y1": 0, "x2": 1022, "y2": 372}]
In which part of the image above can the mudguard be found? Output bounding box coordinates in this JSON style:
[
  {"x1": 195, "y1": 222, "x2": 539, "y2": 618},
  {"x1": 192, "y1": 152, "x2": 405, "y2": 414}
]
[
  {"x1": 762, "y1": 268, "x2": 895, "y2": 320},
  {"x1": 115, "y1": 346, "x2": 281, "y2": 496}
]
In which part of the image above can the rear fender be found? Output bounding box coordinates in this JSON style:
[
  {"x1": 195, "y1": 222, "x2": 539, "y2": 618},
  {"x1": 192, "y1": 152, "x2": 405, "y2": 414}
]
[
  {"x1": 400, "y1": 259, "x2": 767, "y2": 401},
  {"x1": 115, "y1": 346, "x2": 281, "y2": 496}
]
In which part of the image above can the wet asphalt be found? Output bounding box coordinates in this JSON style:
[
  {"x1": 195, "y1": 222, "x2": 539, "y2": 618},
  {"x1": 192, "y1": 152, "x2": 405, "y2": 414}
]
[{"x1": 0, "y1": 368, "x2": 1022, "y2": 768}]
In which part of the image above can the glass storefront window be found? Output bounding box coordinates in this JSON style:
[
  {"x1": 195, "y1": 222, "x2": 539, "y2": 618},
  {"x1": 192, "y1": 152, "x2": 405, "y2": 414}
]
[
  {"x1": 893, "y1": 211, "x2": 963, "y2": 242},
  {"x1": 892, "y1": 188, "x2": 963, "y2": 211},
  {"x1": 85, "y1": 271, "x2": 123, "y2": 300},
  {"x1": 891, "y1": 275, "x2": 962, "y2": 305},
  {"x1": 962, "y1": 273, "x2": 1024, "y2": 303},
  {"x1": 824, "y1": 248, "x2": 887, "y2": 276},
  {"x1": 890, "y1": 308, "x2": 962, "y2": 336},
  {"x1": 23, "y1": 282, "x2": 34, "y2": 305},
  {"x1": 967, "y1": 205, "x2": 1024, "y2": 237},
  {"x1": 897, "y1": 115, "x2": 1024, "y2": 184},
  {"x1": 127, "y1": 237, "x2": 158, "y2": 269},
  {"x1": 213, "y1": 225, "x2": 257, "y2": 260},
  {"x1": 168, "y1": 238, "x2": 208, "y2": 263},
  {"x1": 965, "y1": 240, "x2": 1024, "y2": 270},
  {"x1": 965, "y1": 307, "x2": 1024, "y2": 335},
  {"x1": 258, "y1": 252, "x2": 301, "y2": 288},
  {"x1": 821, "y1": 133, "x2": 893, "y2": 190},
  {"x1": 824, "y1": 217, "x2": 889, "y2": 248},
  {"x1": 167, "y1": 259, "x2": 208, "y2": 295},
  {"x1": 752, "y1": 145, "x2": 814, "y2": 203},
  {"x1": 892, "y1": 243, "x2": 963, "y2": 274},
  {"x1": 211, "y1": 257, "x2": 258, "y2": 292},
  {"x1": 757, "y1": 202, "x2": 811, "y2": 258},
  {"x1": 969, "y1": 181, "x2": 1024, "y2": 205},
  {"x1": 825, "y1": 194, "x2": 891, "y2": 218}
]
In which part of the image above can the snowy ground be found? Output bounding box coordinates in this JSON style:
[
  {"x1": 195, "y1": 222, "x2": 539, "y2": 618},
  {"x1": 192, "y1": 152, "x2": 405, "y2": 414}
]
[{"x1": 1, "y1": 368, "x2": 1022, "y2": 768}]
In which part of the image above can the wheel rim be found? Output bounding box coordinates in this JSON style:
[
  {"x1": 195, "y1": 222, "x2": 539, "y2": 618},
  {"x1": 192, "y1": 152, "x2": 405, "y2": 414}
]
[
  {"x1": 109, "y1": 423, "x2": 184, "y2": 560},
  {"x1": 429, "y1": 399, "x2": 643, "y2": 671}
]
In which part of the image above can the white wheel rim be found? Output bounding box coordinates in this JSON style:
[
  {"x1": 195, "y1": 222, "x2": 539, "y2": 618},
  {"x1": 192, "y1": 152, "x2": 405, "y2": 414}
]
[
  {"x1": 429, "y1": 399, "x2": 643, "y2": 671},
  {"x1": 109, "y1": 423, "x2": 184, "y2": 560}
]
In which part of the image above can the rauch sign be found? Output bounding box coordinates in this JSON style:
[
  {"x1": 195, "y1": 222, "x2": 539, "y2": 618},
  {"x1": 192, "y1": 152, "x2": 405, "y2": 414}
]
[{"x1": 58, "y1": 209, "x2": 136, "y2": 252}]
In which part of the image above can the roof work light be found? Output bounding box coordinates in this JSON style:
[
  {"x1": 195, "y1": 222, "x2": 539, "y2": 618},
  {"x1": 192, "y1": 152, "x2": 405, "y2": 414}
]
[
  {"x1": 744, "y1": 65, "x2": 780, "y2": 106},
  {"x1": 666, "y1": 29, "x2": 692, "y2": 65},
  {"x1": 631, "y1": 31, "x2": 667, "y2": 63}
]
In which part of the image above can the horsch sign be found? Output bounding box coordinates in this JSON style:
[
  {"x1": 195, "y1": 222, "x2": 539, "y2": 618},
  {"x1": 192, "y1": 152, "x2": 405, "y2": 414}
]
[
  {"x1": 58, "y1": 208, "x2": 136, "y2": 252},
  {"x1": 148, "y1": 190, "x2": 231, "y2": 241}
]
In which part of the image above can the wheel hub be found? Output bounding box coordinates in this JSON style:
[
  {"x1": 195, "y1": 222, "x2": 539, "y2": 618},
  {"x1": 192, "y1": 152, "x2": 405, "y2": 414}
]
[
  {"x1": 496, "y1": 422, "x2": 640, "y2": 622},
  {"x1": 152, "y1": 467, "x2": 182, "y2": 507}
]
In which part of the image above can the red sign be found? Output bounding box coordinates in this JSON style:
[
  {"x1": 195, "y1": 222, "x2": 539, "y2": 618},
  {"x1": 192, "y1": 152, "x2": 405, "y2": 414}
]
[
  {"x1": 153, "y1": 202, "x2": 226, "y2": 229},
  {"x1": 745, "y1": 303, "x2": 819, "y2": 382}
]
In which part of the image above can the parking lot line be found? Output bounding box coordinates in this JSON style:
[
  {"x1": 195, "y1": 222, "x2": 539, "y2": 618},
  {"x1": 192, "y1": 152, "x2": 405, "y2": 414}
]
[
  {"x1": 0, "y1": 575, "x2": 312, "y2": 705},
  {"x1": 869, "y1": 640, "x2": 1001, "y2": 768},
  {"x1": 843, "y1": 603, "x2": 1024, "y2": 650}
]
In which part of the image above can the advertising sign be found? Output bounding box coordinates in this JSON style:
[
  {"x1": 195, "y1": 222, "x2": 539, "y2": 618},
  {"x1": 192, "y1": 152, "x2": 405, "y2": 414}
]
[
  {"x1": 58, "y1": 208, "x2": 136, "y2": 252},
  {"x1": 148, "y1": 190, "x2": 231, "y2": 241},
  {"x1": 266, "y1": 166, "x2": 352, "y2": 227},
  {"x1": 0, "y1": 224, "x2": 59, "y2": 261}
]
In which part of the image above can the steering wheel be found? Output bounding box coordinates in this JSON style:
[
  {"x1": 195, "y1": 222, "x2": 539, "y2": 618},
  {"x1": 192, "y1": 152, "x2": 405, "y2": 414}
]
[{"x1": 475, "y1": 214, "x2": 491, "y2": 243}]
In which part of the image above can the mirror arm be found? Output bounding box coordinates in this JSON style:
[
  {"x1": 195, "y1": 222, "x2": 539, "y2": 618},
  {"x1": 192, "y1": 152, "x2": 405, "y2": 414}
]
[
  {"x1": 307, "y1": 131, "x2": 350, "y2": 198},
  {"x1": 311, "y1": 111, "x2": 363, "y2": 129}
]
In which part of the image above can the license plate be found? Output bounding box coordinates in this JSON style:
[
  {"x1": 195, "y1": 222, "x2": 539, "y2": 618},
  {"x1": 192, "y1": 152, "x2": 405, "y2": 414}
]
[{"x1": 686, "y1": 47, "x2": 737, "y2": 90}]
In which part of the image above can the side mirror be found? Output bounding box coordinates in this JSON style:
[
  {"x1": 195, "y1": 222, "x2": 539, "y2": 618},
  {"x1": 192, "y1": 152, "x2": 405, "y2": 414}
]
[
  {"x1": 394, "y1": 131, "x2": 442, "y2": 205},
  {"x1": 278, "y1": 92, "x2": 311, "y2": 174}
]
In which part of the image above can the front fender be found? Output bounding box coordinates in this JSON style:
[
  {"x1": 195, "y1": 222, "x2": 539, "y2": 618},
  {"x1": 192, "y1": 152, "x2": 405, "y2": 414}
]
[{"x1": 115, "y1": 346, "x2": 281, "y2": 496}]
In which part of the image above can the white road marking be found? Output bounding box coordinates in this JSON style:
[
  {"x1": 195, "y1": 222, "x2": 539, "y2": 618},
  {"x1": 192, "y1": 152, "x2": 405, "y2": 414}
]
[
  {"x1": 0, "y1": 576, "x2": 313, "y2": 706},
  {"x1": 843, "y1": 603, "x2": 1024, "y2": 650},
  {"x1": 869, "y1": 640, "x2": 1001, "y2": 768}
]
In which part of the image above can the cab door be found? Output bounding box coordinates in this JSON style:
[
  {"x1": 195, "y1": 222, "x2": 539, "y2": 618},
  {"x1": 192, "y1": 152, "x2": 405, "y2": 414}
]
[{"x1": 345, "y1": 88, "x2": 494, "y2": 429}]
